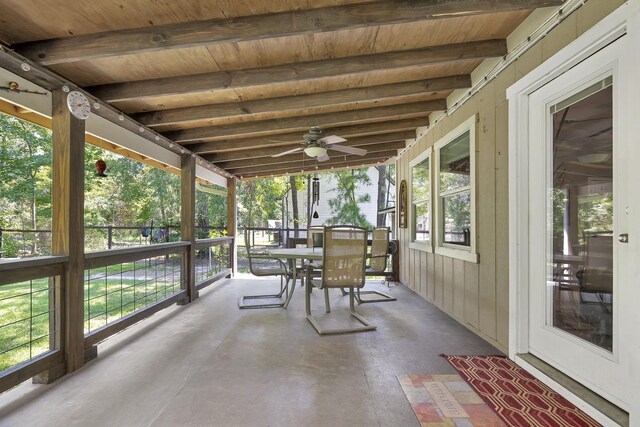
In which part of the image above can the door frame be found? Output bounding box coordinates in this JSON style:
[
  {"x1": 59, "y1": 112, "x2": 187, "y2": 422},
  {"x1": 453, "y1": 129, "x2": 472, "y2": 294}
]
[{"x1": 507, "y1": 1, "x2": 640, "y2": 423}]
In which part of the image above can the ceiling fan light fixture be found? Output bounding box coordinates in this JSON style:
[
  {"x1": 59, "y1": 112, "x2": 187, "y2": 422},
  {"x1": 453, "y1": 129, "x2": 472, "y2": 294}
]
[
  {"x1": 577, "y1": 153, "x2": 611, "y2": 164},
  {"x1": 304, "y1": 145, "x2": 327, "y2": 157}
]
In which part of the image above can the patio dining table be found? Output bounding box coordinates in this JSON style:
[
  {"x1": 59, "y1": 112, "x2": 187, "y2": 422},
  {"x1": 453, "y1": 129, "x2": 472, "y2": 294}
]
[{"x1": 267, "y1": 247, "x2": 322, "y2": 309}]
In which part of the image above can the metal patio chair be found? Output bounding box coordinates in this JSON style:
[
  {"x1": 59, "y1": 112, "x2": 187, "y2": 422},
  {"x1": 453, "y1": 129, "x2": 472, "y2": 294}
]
[
  {"x1": 305, "y1": 225, "x2": 376, "y2": 335},
  {"x1": 341, "y1": 227, "x2": 396, "y2": 303},
  {"x1": 360, "y1": 227, "x2": 397, "y2": 303},
  {"x1": 238, "y1": 230, "x2": 290, "y2": 309}
]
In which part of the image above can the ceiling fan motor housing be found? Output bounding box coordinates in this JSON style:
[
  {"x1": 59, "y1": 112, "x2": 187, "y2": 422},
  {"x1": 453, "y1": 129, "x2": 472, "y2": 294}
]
[{"x1": 304, "y1": 126, "x2": 324, "y2": 142}]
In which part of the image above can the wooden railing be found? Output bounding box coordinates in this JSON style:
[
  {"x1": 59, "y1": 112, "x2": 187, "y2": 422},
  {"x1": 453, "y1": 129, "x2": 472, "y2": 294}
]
[
  {"x1": 0, "y1": 256, "x2": 67, "y2": 392},
  {"x1": 0, "y1": 236, "x2": 234, "y2": 393}
]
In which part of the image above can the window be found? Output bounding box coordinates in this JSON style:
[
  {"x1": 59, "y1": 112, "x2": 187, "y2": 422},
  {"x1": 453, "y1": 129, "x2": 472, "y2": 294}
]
[
  {"x1": 409, "y1": 148, "x2": 431, "y2": 250},
  {"x1": 434, "y1": 115, "x2": 477, "y2": 262},
  {"x1": 439, "y1": 133, "x2": 471, "y2": 245}
]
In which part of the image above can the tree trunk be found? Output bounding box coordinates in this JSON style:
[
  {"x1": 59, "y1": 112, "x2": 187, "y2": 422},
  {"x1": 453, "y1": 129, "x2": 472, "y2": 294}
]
[
  {"x1": 31, "y1": 194, "x2": 37, "y2": 254},
  {"x1": 289, "y1": 175, "x2": 299, "y2": 237},
  {"x1": 376, "y1": 165, "x2": 387, "y2": 226}
]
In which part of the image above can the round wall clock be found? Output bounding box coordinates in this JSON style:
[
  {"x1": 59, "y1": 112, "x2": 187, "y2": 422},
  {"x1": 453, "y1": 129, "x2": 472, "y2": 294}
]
[{"x1": 66, "y1": 90, "x2": 91, "y2": 120}]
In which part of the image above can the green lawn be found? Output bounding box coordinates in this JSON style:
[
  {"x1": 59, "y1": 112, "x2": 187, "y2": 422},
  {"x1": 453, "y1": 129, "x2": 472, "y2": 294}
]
[
  {"x1": 1, "y1": 259, "x2": 182, "y2": 372},
  {"x1": 0, "y1": 278, "x2": 52, "y2": 372}
]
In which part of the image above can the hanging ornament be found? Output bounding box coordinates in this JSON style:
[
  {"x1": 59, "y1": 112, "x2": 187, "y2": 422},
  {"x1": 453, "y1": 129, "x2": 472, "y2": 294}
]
[
  {"x1": 312, "y1": 176, "x2": 320, "y2": 204},
  {"x1": 95, "y1": 159, "x2": 107, "y2": 177}
]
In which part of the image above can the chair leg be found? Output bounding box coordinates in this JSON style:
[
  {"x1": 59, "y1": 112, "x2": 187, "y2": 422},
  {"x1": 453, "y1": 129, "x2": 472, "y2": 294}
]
[
  {"x1": 348, "y1": 288, "x2": 376, "y2": 331},
  {"x1": 305, "y1": 267, "x2": 312, "y2": 316},
  {"x1": 305, "y1": 285, "x2": 376, "y2": 335},
  {"x1": 239, "y1": 274, "x2": 290, "y2": 309},
  {"x1": 355, "y1": 286, "x2": 396, "y2": 304},
  {"x1": 324, "y1": 288, "x2": 331, "y2": 313}
]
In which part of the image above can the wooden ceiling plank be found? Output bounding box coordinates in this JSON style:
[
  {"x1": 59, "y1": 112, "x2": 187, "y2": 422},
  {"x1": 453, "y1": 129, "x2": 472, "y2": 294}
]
[
  {"x1": 230, "y1": 153, "x2": 398, "y2": 177},
  {"x1": 192, "y1": 129, "x2": 415, "y2": 155},
  {"x1": 134, "y1": 75, "x2": 469, "y2": 126},
  {"x1": 15, "y1": 0, "x2": 559, "y2": 66},
  {"x1": 206, "y1": 136, "x2": 407, "y2": 163},
  {"x1": 88, "y1": 39, "x2": 507, "y2": 102},
  {"x1": 165, "y1": 100, "x2": 441, "y2": 143},
  {"x1": 216, "y1": 142, "x2": 405, "y2": 170}
]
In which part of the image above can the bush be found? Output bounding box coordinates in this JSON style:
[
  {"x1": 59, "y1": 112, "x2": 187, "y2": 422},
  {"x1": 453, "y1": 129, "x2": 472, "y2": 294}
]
[{"x1": 0, "y1": 234, "x2": 19, "y2": 258}]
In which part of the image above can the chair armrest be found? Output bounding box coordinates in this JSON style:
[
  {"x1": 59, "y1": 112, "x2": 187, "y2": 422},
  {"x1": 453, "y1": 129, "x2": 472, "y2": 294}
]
[{"x1": 250, "y1": 254, "x2": 289, "y2": 274}]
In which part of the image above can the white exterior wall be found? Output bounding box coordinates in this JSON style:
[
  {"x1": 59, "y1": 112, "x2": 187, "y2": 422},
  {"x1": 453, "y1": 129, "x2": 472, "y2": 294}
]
[{"x1": 285, "y1": 167, "x2": 384, "y2": 228}]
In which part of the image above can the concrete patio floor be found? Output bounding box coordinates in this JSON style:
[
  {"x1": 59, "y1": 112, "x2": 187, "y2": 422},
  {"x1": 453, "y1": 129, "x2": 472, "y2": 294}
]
[{"x1": 0, "y1": 275, "x2": 500, "y2": 427}]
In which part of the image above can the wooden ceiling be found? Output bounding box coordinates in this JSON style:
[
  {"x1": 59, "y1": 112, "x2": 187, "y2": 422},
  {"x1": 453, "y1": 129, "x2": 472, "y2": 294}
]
[{"x1": 0, "y1": 0, "x2": 562, "y2": 179}]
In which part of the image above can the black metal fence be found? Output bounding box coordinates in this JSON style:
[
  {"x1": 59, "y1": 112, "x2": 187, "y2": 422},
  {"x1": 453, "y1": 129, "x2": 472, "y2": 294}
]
[{"x1": 0, "y1": 225, "x2": 227, "y2": 258}]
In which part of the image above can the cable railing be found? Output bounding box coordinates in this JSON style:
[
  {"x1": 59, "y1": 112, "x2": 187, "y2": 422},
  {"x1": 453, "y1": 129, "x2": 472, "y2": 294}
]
[
  {"x1": 83, "y1": 247, "x2": 184, "y2": 335},
  {"x1": 0, "y1": 256, "x2": 67, "y2": 390},
  {"x1": 82, "y1": 242, "x2": 189, "y2": 347},
  {"x1": 195, "y1": 237, "x2": 233, "y2": 290},
  {"x1": 0, "y1": 233, "x2": 234, "y2": 392}
]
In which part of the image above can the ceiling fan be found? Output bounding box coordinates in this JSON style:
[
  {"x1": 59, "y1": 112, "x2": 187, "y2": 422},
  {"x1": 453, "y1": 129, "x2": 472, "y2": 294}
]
[{"x1": 271, "y1": 126, "x2": 367, "y2": 162}]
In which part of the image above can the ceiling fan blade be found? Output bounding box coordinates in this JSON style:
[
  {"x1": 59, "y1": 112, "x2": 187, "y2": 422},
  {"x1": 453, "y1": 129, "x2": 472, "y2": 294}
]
[
  {"x1": 328, "y1": 145, "x2": 367, "y2": 156},
  {"x1": 272, "y1": 147, "x2": 303, "y2": 157},
  {"x1": 317, "y1": 153, "x2": 330, "y2": 162},
  {"x1": 319, "y1": 135, "x2": 347, "y2": 145}
]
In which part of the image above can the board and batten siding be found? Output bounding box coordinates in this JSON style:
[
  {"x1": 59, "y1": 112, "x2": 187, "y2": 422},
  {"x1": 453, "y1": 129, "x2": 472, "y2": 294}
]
[{"x1": 396, "y1": 0, "x2": 625, "y2": 354}]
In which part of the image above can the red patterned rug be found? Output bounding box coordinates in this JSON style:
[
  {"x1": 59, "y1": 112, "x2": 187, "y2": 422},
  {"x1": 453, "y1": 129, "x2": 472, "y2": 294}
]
[{"x1": 441, "y1": 355, "x2": 601, "y2": 427}]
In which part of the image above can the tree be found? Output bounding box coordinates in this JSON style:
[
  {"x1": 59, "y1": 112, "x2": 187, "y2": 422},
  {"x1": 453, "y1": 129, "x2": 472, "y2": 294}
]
[
  {"x1": 326, "y1": 168, "x2": 373, "y2": 228},
  {"x1": 0, "y1": 113, "x2": 52, "y2": 255},
  {"x1": 237, "y1": 177, "x2": 289, "y2": 229},
  {"x1": 196, "y1": 186, "x2": 227, "y2": 238},
  {"x1": 289, "y1": 175, "x2": 299, "y2": 237},
  {"x1": 374, "y1": 164, "x2": 396, "y2": 227}
]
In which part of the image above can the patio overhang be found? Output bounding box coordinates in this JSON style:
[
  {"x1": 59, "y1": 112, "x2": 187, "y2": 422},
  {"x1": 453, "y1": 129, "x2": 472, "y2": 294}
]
[{"x1": 0, "y1": 0, "x2": 562, "y2": 180}]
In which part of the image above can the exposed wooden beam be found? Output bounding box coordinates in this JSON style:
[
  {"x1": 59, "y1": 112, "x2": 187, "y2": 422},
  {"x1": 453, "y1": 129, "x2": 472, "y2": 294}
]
[
  {"x1": 166, "y1": 100, "x2": 442, "y2": 143},
  {"x1": 186, "y1": 118, "x2": 423, "y2": 148},
  {"x1": 88, "y1": 39, "x2": 507, "y2": 102},
  {"x1": 214, "y1": 142, "x2": 405, "y2": 169},
  {"x1": 205, "y1": 136, "x2": 407, "y2": 163},
  {"x1": 135, "y1": 75, "x2": 470, "y2": 126},
  {"x1": 230, "y1": 152, "x2": 398, "y2": 177},
  {"x1": 16, "y1": 0, "x2": 559, "y2": 66}
]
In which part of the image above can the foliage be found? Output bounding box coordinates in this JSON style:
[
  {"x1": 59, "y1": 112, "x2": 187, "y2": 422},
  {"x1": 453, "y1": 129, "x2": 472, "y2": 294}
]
[
  {"x1": 85, "y1": 145, "x2": 182, "y2": 227},
  {"x1": 237, "y1": 176, "x2": 305, "y2": 229},
  {"x1": 325, "y1": 168, "x2": 373, "y2": 228},
  {"x1": 0, "y1": 113, "x2": 52, "y2": 230},
  {"x1": 196, "y1": 185, "x2": 228, "y2": 239},
  {"x1": 552, "y1": 186, "x2": 613, "y2": 252},
  {"x1": 0, "y1": 112, "x2": 227, "y2": 254}
]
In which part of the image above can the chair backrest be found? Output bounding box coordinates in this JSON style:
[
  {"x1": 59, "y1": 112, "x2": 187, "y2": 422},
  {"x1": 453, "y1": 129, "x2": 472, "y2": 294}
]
[
  {"x1": 321, "y1": 225, "x2": 367, "y2": 289},
  {"x1": 307, "y1": 226, "x2": 324, "y2": 248},
  {"x1": 369, "y1": 227, "x2": 389, "y2": 273},
  {"x1": 581, "y1": 235, "x2": 613, "y2": 293},
  {"x1": 243, "y1": 229, "x2": 261, "y2": 274}
]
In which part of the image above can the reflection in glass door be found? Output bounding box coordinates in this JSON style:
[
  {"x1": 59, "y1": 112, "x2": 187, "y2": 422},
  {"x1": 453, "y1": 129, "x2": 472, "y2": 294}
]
[{"x1": 549, "y1": 78, "x2": 613, "y2": 351}]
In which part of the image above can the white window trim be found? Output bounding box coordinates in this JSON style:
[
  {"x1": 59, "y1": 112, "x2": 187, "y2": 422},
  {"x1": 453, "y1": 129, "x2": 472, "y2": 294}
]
[
  {"x1": 409, "y1": 147, "x2": 432, "y2": 252},
  {"x1": 433, "y1": 114, "x2": 478, "y2": 263}
]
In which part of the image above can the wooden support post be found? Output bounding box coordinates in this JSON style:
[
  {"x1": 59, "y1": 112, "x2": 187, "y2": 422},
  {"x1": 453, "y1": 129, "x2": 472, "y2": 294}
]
[
  {"x1": 107, "y1": 225, "x2": 113, "y2": 249},
  {"x1": 226, "y1": 177, "x2": 237, "y2": 277},
  {"x1": 36, "y1": 89, "x2": 87, "y2": 382},
  {"x1": 180, "y1": 154, "x2": 198, "y2": 303}
]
